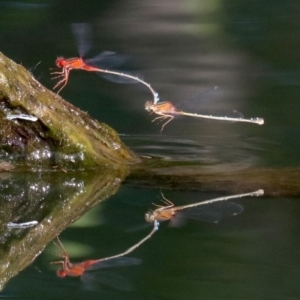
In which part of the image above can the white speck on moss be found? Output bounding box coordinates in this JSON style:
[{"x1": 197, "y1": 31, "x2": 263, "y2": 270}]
[{"x1": 0, "y1": 72, "x2": 8, "y2": 86}]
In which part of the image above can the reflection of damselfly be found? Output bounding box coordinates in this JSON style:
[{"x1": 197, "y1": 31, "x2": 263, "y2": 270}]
[
  {"x1": 52, "y1": 23, "x2": 159, "y2": 103},
  {"x1": 145, "y1": 189, "x2": 264, "y2": 224},
  {"x1": 145, "y1": 87, "x2": 264, "y2": 131},
  {"x1": 52, "y1": 220, "x2": 158, "y2": 290}
]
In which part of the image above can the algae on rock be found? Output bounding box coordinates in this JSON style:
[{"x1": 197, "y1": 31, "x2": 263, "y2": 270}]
[{"x1": 0, "y1": 52, "x2": 140, "y2": 170}]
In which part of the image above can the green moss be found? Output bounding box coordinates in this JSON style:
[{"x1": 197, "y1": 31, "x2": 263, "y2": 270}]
[{"x1": 0, "y1": 52, "x2": 141, "y2": 170}]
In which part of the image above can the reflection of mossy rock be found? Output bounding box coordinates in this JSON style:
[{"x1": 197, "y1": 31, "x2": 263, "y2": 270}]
[
  {"x1": 0, "y1": 169, "x2": 125, "y2": 291},
  {"x1": 0, "y1": 52, "x2": 140, "y2": 170}
]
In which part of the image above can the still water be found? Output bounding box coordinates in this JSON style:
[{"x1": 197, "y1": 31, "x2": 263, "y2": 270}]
[{"x1": 1, "y1": 0, "x2": 300, "y2": 299}]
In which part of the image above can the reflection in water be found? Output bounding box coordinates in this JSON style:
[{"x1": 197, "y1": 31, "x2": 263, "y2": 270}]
[
  {"x1": 52, "y1": 220, "x2": 158, "y2": 290},
  {"x1": 123, "y1": 134, "x2": 263, "y2": 171},
  {"x1": 0, "y1": 169, "x2": 125, "y2": 291},
  {"x1": 7, "y1": 220, "x2": 38, "y2": 229},
  {"x1": 145, "y1": 189, "x2": 263, "y2": 225},
  {"x1": 51, "y1": 190, "x2": 263, "y2": 292}
]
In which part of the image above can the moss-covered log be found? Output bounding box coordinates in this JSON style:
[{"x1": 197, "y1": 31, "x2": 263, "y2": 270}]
[{"x1": 0, "y1": 52, "x2": 140, "y2": 170}]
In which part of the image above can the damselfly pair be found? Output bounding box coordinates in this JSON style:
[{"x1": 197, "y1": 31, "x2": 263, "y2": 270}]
[
  {"x1": 52, "y1": 189, "x2": 263, "y2": 289},
  {"x1": 51, "y1": 23, "x2": 264, "y2": 131},
  {"x1": 51, "y1": 220, "x2": 158, "y2": 291},
  {"x1": 145, "y1": 88, "x2": 264, "y2": 131}
]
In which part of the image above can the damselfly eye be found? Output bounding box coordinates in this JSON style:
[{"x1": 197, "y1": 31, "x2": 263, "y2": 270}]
[
  {"x1": 56, "y1": 270, "x2": 67, "y2": 278},
  {"x1": 145, "y1": 211, "x2": 154, "y2": 222},
  {"x1": 145, "y1": 101, "x2": 153, "y2": 112},
  {"x1": 55, "y1": 57, "x2": 65, "y2": 67}
]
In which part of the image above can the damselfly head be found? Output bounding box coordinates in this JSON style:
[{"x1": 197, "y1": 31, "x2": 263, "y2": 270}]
[
  {"x1": 145, "y1": 211, "x2": 155, "y2": 222},
  {"x1": 55, "y1": 57, "x2": 65, "y2": 67},
  {"x1": 56, "y1": 269, "x2": 67, "y2": 278},
  {"x1": 145, "y1": 101, "x2": 154, "y2": 112}
]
